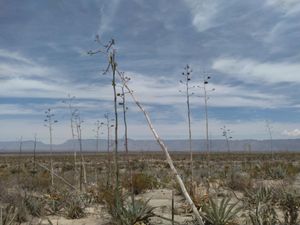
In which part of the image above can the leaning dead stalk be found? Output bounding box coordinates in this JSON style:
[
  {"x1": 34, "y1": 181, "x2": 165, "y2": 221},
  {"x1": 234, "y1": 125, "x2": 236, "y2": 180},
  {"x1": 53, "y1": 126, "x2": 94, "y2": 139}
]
[{"x1": 117, "y1": 69, "x2": 204, "y2": 225}]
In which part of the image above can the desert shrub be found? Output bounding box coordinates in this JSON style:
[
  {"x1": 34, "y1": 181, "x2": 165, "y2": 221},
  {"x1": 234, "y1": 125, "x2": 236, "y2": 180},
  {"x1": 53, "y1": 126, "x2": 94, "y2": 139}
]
[
  {"x1": 247, "y1": 202, "x2": 279, "y2": 225},
  {"x1": 1, "y1": 191, "x2": 46, "y2": 221},
  {"x1": 286, "y1": 163, "x2": 300, "y2": 176},
  {"x1": 250, "y1": 161, "x2": 299, "y2": 180},
  {"x1": 249, "y1": 162, "x2": 263, "y2": 179},
  {"x1": 156, "y1": 168, "x2": 172, "y2": 187},
  {"x1": 45, "y1": 189, "x2": 65, "y2": 215},
  {"x1": 9, "y1": 166, "x2": 22, "y2": 175},
  {"x1": 0, "y1": 168, "x2": 10, "y2": 181},
  {"x1": 244, "y1": 186, "x2": 275, "y2": 206},
  {"x1": 34, "y1": 171, "x2": 52, "y2": 191},
  {"x1": 44, "y1": 189, "x2": 86, "y2": 219},
  {"x1": 278, "y1": 189, "x2": 300, "y2": 225},
  {"x1": 124, "y1": 172, "x2": 158, "y2": 195},
  {"x1": 1, "y1": 204, "x2": 17, "y2": 225},
  {"x1": 61, "y1": 163, "x2": 74, "y2": 173},
  {"x1": 245, "y1": 186, "x2": 279, "y2": 225},
  {"x1": 226, "y1": 171, "x2": 252, "y2": 192},
  {"x1": 24, "y1": 195, "x2": 45, "y2": 217},
  {"x1": 267, "y1": 165, "x2": 287, "y2": 179},
  {"x1": 14, "y1": 199, "x2": 29, "y2": 223},
  {"x1": 131, "y1": 160, "x2": 147, "y2": 171},
  {"x1": 64, "y1": 194, "x2": 85, "y2": 219},
  {"x1": 84, "y1": 185, "x2": 107, "y2": 204}
]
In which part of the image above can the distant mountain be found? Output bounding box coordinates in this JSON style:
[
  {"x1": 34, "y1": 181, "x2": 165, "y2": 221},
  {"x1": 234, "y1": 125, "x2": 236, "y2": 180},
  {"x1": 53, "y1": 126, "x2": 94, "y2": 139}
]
[{"x1": 0, "y1": 138, "x2": 300, "y2": 153}]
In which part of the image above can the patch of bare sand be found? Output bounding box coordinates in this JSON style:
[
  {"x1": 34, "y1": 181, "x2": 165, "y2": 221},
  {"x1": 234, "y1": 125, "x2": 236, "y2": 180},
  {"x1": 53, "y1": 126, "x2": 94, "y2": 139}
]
[{"x1": 137, "y1": 188, "x2": 194, "y2": 224}]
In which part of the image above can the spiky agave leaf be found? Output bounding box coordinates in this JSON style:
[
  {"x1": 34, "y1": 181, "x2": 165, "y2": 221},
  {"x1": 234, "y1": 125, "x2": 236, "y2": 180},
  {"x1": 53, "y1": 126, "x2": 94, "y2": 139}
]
[
  {"x1": 111, "y1": 197, "x2": 155, "y2": 225},
  {"x1": 200, "y1": 197, "x2": 242, "y2": 225}
]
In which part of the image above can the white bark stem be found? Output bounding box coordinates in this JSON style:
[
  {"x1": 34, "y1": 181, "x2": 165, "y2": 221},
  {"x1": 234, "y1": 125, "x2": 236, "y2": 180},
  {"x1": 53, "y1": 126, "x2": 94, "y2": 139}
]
[{"x1": 117, "y1": 70, "x2": 204, "y2": 225}]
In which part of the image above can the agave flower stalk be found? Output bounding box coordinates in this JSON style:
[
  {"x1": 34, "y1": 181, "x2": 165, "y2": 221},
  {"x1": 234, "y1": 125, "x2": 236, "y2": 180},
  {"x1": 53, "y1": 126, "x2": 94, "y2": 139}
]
[
  {"x1": 44, "y1": 108, "x2": 58, "y2": 186},
  {"x1": 179, "y1": 64, "x2": 194, "y2": 195}
]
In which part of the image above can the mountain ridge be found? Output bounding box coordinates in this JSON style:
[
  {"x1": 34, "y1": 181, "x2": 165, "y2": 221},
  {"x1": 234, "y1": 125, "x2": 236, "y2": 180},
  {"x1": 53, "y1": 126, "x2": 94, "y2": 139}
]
[{"x1": 0, "y1": 138, "x2": 300, "y2": 152}]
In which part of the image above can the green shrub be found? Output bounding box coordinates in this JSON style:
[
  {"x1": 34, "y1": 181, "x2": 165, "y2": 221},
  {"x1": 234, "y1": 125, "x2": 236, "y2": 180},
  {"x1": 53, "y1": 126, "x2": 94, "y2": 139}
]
[
  {"x1": 278, "y1": 189, "x2": 300, "y2": 225},
  {"x1": 124, "y1": 172, "x2": 158, "y2": 195},
  {"x1": 226, "y1": 171, "x2": 252, "y2": 192},
  {"x1": 64, "y1": 194, "x2": 85, "y2": 219},
  {"x1": 24, "y1": 195, "x2": 45, "y2": 217},
  {"x1": 267, "y1": 165, "x2": 287, "y2": 179}
]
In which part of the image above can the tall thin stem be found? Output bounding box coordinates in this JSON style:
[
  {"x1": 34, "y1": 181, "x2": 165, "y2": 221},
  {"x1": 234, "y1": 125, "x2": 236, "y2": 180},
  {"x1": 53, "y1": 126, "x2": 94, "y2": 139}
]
[
  {"x1": 49, "y1": 122, "x2": 54, "y2": 186},
  {"x1": 44, "y1": 108, "x2": 57, "y2": 187},
  {"x1": 33, "y1": 134, "x2": 37, "y2": 175},
  {"x1": 266, "y1": 120, "x2": 274, "y2": 160},
  {"x1": 180, "y1": 65, "x2": 194, "y2": 194},
  {"x1": 110, "y1": 50, "x2": 120, "y2": 190},
  {"x1": 204, "y1": 85, "x2": 209, "y2": 157},
  {"x1": 18, "y1": 136, "x2": 23, "y2": 188}
]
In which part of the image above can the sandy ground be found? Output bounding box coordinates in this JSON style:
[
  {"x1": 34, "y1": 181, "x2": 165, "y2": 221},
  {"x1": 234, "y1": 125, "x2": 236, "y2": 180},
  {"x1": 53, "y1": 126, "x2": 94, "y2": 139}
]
[
  {"x1": 20, "y1": 189, "x2": 194, "y2": 225},
  {"x1": 20, "y1": 174, "x2": 300, "y2": 225}
]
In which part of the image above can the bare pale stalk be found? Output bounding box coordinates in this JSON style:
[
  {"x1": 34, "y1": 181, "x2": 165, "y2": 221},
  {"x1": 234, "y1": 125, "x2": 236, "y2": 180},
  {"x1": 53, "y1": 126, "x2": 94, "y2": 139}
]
[
  {"x1": 111, "y1": 51, "x2": 120, "y2": 190},
  {"x1": 117, "y1": 70, "x2": 204, "y2": 225}
]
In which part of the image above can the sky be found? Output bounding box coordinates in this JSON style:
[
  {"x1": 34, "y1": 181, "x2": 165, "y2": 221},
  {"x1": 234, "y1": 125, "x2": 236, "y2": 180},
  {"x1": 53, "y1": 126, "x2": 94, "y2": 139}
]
[{"x1": 1, "y1": 0, "x2": 300, "y2": 143}]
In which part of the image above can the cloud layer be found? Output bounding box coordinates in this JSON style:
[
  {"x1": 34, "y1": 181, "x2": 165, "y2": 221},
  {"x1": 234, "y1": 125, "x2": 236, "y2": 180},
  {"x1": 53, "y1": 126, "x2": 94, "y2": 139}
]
[{"x1": 0, "y1": 0, "x2": 300, "y2": 142}]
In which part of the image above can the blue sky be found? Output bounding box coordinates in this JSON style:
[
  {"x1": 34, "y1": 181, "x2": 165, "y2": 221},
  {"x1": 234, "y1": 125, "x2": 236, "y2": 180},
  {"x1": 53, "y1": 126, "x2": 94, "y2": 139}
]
[{"x1": 1, "y1": 0, "x2": 300, "y2": 143}]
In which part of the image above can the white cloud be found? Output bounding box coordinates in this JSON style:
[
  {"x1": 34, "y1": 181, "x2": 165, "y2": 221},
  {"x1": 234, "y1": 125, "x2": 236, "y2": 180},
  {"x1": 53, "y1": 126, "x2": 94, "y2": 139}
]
[
  {"x1": 208, "y1": 83, "x2": 288, "y2": 108},
  {"x1": 212, "y1": 57, "x2": 300, "y2": 83},
  {"x1": 128, "y1": 72, "x2": 288, "y2": 108},
  {"x1": 1, "y1": 117, "x2": 299, "y2": 144},
  {"x1": 265, "y1": 0, "x2": 300, "y2": 15},
  {"x1": 0, "y1": 48, "x2": 57, "y2": 80},
  {"x1": 0, "y1": 49, "x2": 34, "y2": 64},
  {"x1": 282, "y1": 128, "x2": 300, "y2": 137},
  {"x1": 98, "y1": 0, "x2": 120, "y2": 34},
  {"x1": 0, "y1": 104, "x2": 39, "y2": 115},
  {"x1": 183, "y1": 0, "x2": 219, "y2": 32},
  {"x1": 0, "y1": 77, "x2": 112, "y2": 100}
]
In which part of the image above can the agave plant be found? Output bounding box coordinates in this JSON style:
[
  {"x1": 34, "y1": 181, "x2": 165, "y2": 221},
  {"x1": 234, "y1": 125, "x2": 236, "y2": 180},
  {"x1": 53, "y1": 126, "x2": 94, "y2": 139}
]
[
  {"x1": 199, "y1": 197, "x2": 242, "y2": 225},
  {"x1": 24, "y1": 195, "x2": 44, "y2": 217},
  {"x1": 267, "y1": 165, "x2": 287, "y2": 180},
  {"x1": 111, "y1": 198, "x2": 155, "y2": 225}
]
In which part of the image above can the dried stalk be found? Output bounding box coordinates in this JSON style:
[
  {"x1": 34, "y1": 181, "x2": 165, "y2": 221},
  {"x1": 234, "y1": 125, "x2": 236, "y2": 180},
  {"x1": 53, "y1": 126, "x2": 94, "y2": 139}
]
[
  {"x1": 117, "y1": 70, "x2": 204, "y2": 225},
  {"x1": 36, "y1": 162, "x2": 76, "y2": 190}
]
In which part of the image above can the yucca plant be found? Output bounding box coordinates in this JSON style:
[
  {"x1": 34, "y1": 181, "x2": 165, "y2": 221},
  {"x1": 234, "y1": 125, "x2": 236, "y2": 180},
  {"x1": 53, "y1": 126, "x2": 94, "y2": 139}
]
[
  {"x1": 245, "y1": 186, "x2": 274, "y2": 206},
  {"x1": 247, "y1": 202, "x2": 278, "y2": 225},
  {"x1": 200, "y1": 197, "x2": 242, "y2": 225},
  {"x1": 278, "y1": 189, "x2": 300, "y2": 225},
  {"x1": 1, "y1": 205, "x2": 17, "y2": 225}
]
